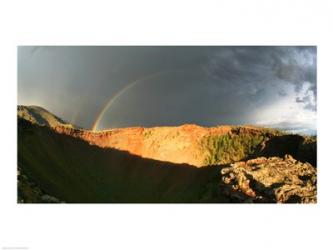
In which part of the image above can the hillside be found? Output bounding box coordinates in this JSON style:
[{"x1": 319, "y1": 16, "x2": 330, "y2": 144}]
[
  {"x1": 17, "y1": 105, "x2": 317, "y2": 203},
  {"x1": 18, "y1": 118, "x2": 221, "y2": 202},
  {"x1": 53, "y1": 124, "x2": 316, "y2": 167},
  {"x1": 17, "y1": 105, "x2": 75, "y2": 129}
]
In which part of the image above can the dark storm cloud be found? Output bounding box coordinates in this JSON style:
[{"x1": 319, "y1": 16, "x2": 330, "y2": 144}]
[
  {"x1": 204, "y1": 47, "x2": 316, "y2": 109},
  {"x1": 18, "y1": 46, "x2": 316, "y2": 132}
]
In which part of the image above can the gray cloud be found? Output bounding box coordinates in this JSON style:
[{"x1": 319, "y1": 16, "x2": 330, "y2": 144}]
[
  {"x1": 296, "y1": 97, "x2": 305, "y2": 103},
  {"x1": 204, "y1": 46, "x2": 316, "y2": 114},
  {"x1": 18, "y1": 46, "x2": 316, "y2": 133}
]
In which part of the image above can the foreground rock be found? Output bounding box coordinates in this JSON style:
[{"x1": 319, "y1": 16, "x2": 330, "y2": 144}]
[
  {"x1": 220, "y1": 155, "x2": 316, "y2": 203},
  {"x1": 18, "y1": 167, "x2": 64, "y2": 203}
]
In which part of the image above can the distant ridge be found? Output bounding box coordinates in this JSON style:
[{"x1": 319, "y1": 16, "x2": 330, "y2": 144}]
[{"x1": 17, "y1": 105, "x2": 75, "y2": 129}]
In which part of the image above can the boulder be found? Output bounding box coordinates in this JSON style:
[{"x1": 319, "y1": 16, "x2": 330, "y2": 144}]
[{"x1": 219, "y1": 155, "x2": 316, "y2": 203}]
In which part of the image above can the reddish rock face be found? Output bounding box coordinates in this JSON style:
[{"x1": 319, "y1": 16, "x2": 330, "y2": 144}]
[
  {"x1": 53, "y1": 124, "x2": 240, "y2": 167},
  {"x1": 46, "y1": 124, "x2": 318, "y2": 169}
]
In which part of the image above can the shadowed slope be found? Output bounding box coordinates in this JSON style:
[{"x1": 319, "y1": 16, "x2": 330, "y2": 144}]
[{"x1": 18, "y1": 118, "x2": 221, "y2": 203}]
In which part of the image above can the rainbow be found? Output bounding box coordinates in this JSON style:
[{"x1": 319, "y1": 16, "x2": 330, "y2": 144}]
[{"x1": 91, "y1": 71, "x2": 175, "y2": 131}]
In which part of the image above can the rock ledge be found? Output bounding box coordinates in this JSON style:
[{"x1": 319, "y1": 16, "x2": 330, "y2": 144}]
[{"x1": 220, "y1": 155, "x2": 316, "y2": 203}]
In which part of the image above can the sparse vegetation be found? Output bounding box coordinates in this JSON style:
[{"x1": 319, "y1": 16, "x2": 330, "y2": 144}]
[
  {"x1": 143, "y1": 130, "x2": 153, "y2": 139},
  {"x1": 202, "y1": 133, "x2": 265, "y2": 165}
]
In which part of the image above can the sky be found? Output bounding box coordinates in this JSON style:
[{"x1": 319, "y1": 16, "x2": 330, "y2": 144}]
[{"x1": 17, "y1": 46, "x2": 317, "y2": 134}]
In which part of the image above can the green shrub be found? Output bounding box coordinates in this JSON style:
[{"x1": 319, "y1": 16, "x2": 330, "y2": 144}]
[
  {"x1": 143, "y1": 130, "x2": 153, "y2": 139},
  {"x1": 202, "y1": 133, "x2": 265, "y2": 165}
]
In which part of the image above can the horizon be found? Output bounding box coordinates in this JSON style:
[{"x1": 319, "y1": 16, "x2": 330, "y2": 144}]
[
  {"x1": 18, "y1": 46, "x2": 317, "y2": 135},
  {"x1": 17, "y1": 104, "x2": 317, "y2": 136}
]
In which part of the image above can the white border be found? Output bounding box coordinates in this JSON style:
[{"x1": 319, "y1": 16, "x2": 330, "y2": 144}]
[{"x1": 1, "y1": 1, "x2": 333, "y2": 249}]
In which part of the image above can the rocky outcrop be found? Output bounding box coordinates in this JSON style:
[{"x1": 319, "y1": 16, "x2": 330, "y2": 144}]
[
  {"x1": 52, "y1": 125, "x2": 276, "y2": 167},
  {"x1": 52, "y1": 124, "x2": 227, "y2": 166},
  {"x1": 18, "y1": 167, "x2": 63, "y2": 203},
  {"x1": 219, "y1": 155, "x2": 316, "y2": 203},
  {"x1": 51, "y1": 124, "x2": 316, "y2": 168}
]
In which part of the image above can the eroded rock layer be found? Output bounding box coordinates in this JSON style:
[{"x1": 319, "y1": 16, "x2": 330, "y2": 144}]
[{"x1": 219, "y1": 155, "x2": 317, "y2": 203}]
